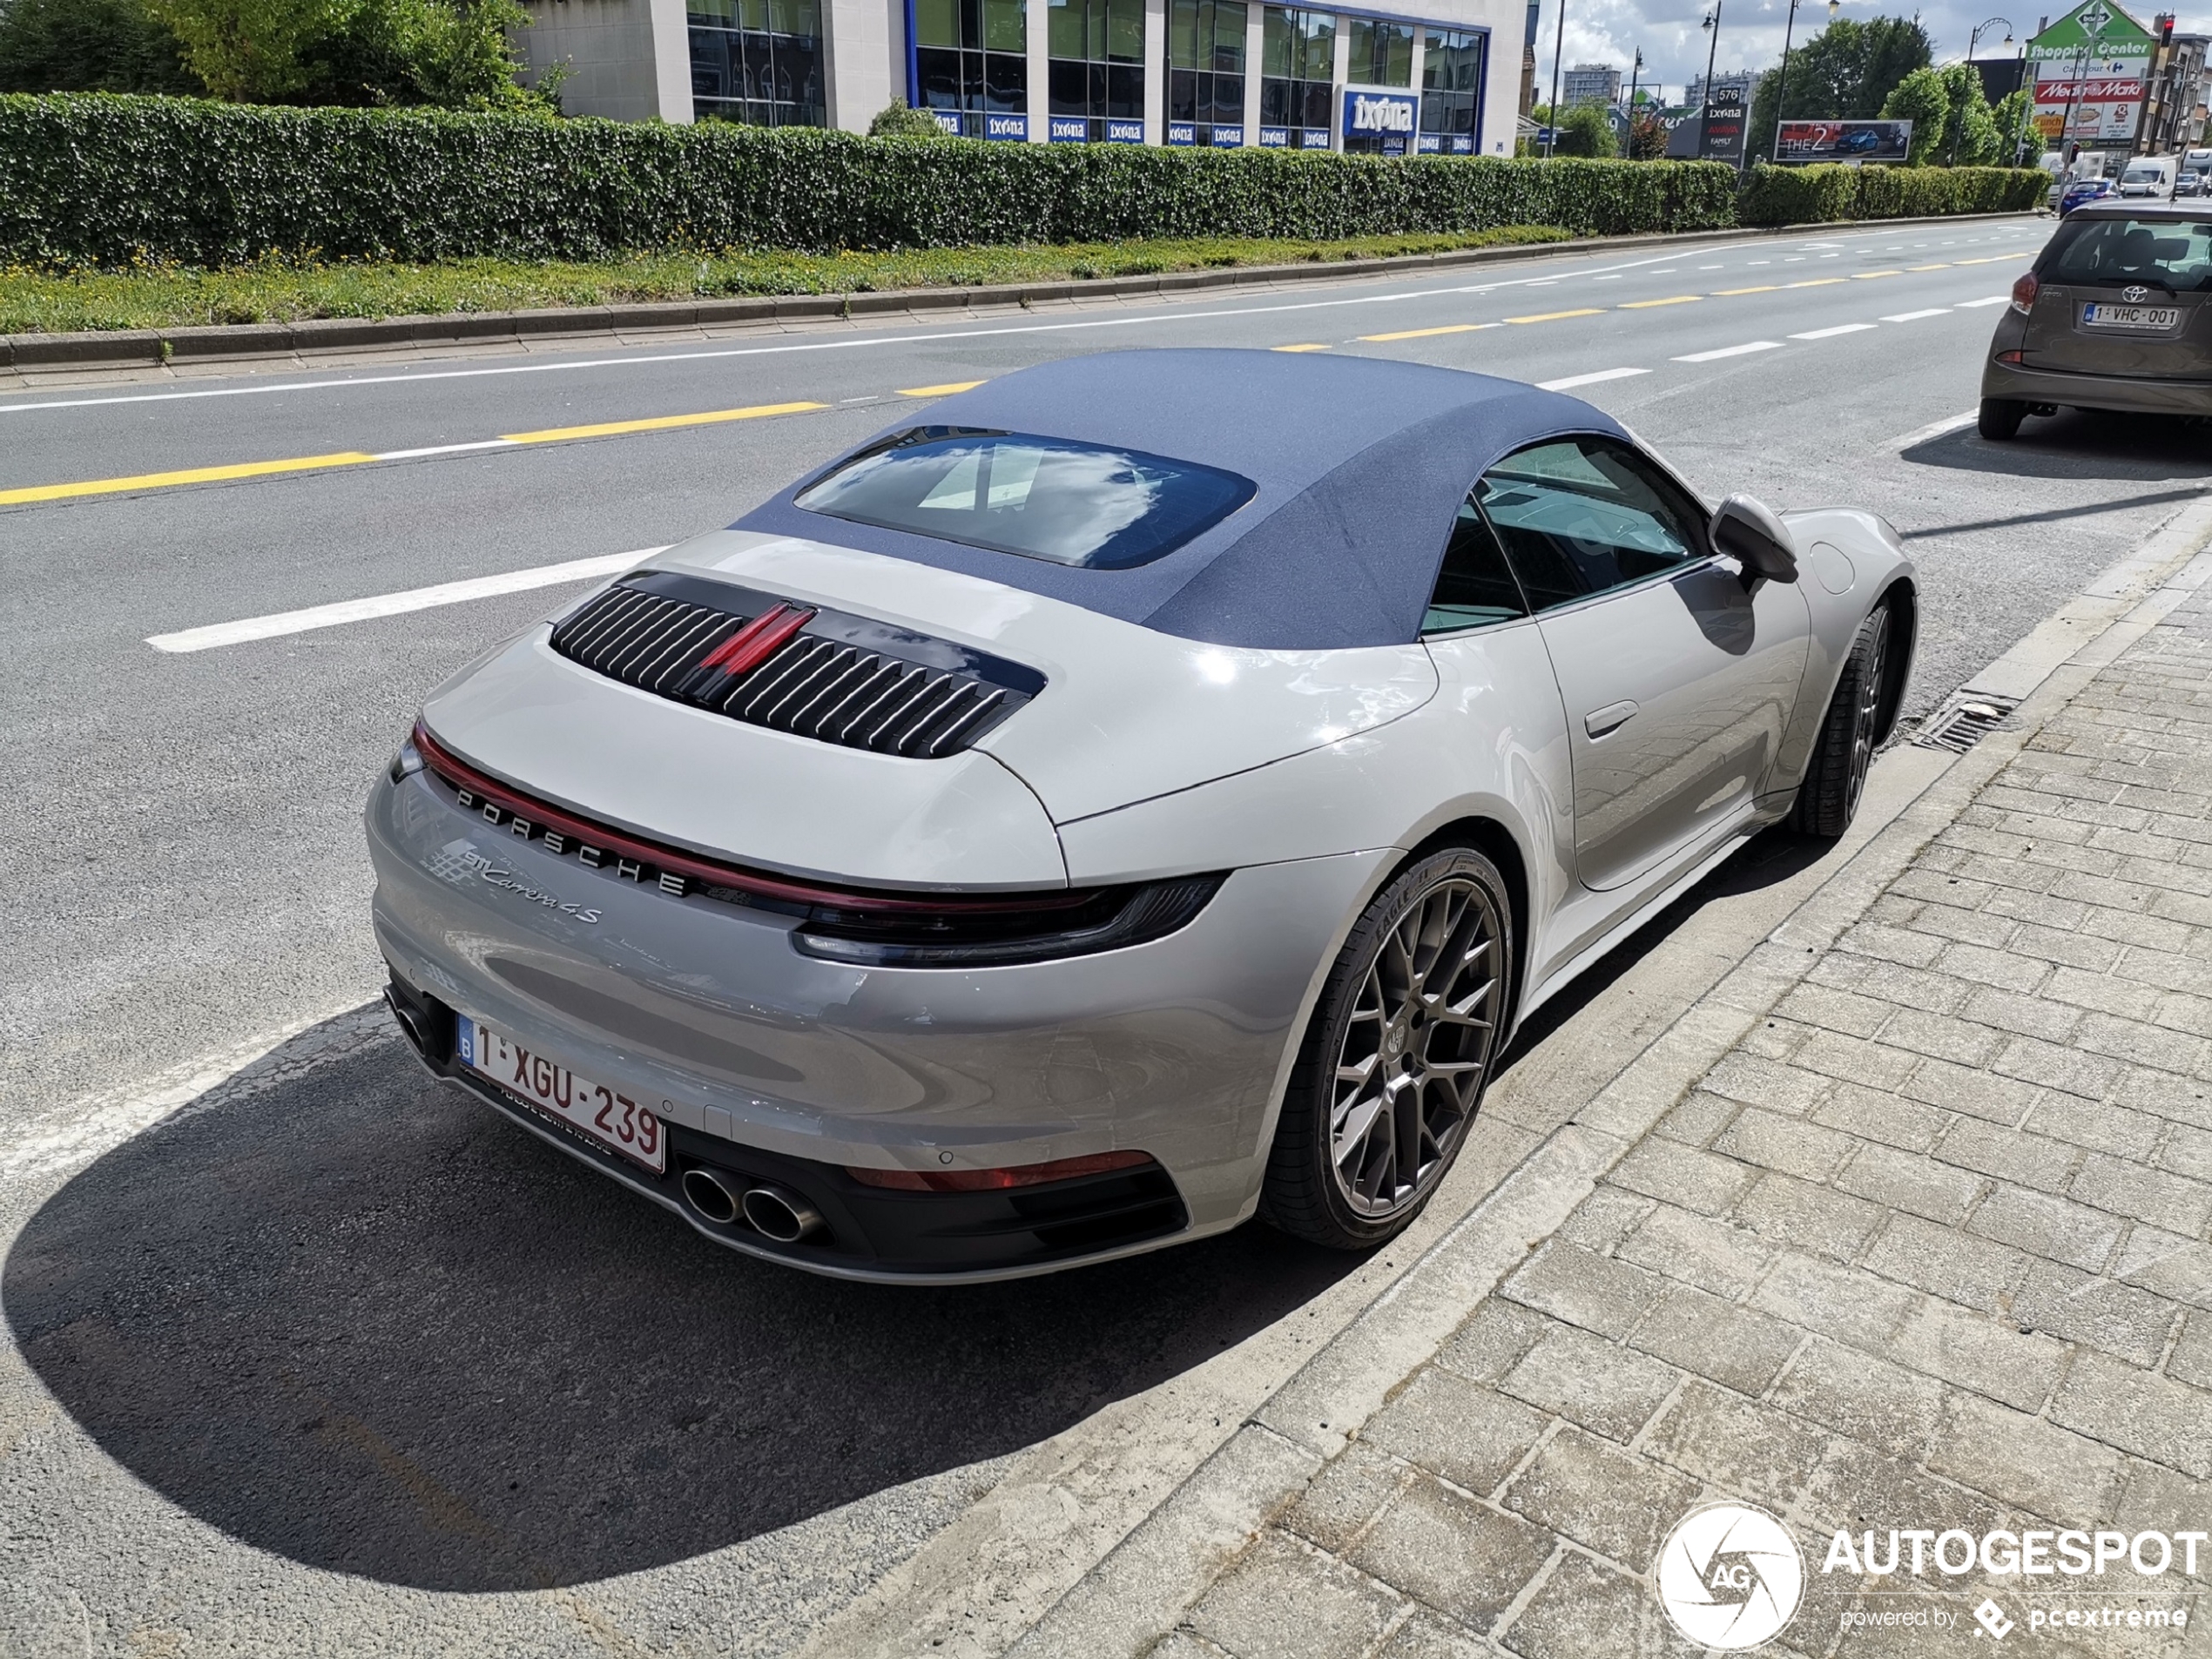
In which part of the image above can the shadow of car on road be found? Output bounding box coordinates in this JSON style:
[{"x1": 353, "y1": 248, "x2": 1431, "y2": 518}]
[
  {"x1": 1901, "y1": 408, "x2": 2212, "y2": 486},
  {"x1": 1, "y1": 1031, "x2": 1360, "y2": 1594}
]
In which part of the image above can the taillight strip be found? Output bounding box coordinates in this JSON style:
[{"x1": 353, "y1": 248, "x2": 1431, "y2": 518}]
[{"x1": 409, "y1": 719, "x2": 1096, "y2": 918}]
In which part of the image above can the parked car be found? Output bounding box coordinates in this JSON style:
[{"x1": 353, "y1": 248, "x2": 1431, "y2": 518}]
[
  {"x1": 371, "y1": 350, "x2": 1918, "y2": 1281},
  {"x1": 2062, "y1": 177, "x2": 2119, "y2": 215},
  {"x1": 1980, "y1": 202, "x2": 2212, "y2": 439}
]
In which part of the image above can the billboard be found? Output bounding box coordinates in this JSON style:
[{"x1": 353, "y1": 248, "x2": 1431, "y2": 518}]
[
  {"x1": 1774, "y1": 118, "x2": 1913, "y2": 162},
  {"x1": 2029, "y1": 0, "x2": 2155, "y2": 145},
  {"x1": 1698, "y1": 84, "x2": 1746, "y2": 164}
]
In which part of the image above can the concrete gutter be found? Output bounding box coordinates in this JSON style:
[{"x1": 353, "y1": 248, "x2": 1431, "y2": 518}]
[{"x1": 0, "y1": 210, "x2": 2040, "y2": 378}]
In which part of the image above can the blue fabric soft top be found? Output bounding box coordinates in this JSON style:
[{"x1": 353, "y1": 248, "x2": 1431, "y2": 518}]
[{"x1": 735, "y1": 348, "x2": 1628, "y2": 651}]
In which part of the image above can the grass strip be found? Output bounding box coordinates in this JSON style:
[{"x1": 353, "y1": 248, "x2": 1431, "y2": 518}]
[{"x1": 0, "y1": 227, "x2": 1572, "y2": 336}]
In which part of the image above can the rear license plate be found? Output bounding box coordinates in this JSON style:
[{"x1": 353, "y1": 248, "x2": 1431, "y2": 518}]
[
  {"x1": 2083, "y1": 303, "x2": 2182, "y2": 329},
  {"x1": 457, "y1": 1015, "x2": 665, "y2": 1174}
]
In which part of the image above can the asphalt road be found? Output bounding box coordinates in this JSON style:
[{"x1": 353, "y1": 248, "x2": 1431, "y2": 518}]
[{"x1": 4, "y1": 211, "x2": 2210, "y2": 1656}]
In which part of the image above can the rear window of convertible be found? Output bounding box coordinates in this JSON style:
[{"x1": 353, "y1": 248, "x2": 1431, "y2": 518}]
[{"x1": 795, "y1": 427, "x2": 1257, "y2": 570}]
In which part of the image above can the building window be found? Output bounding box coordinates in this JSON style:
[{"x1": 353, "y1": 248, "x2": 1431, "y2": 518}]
[
  {"x1": 1169, "y1": 0, "x2": 1247, "y2": 145},
  {"x1": 1345, "y1": 17, "x2": 1412, "y2": 86},
  {"x1": 1048, "y1": 0, "x2": 1144, "y2": 142},
  {"x1": 690, "y1": 0, "x2": 825, "y2": 127},
  {"x1": 915, "y1": 0, "x2": 1028, "y2": 138},
  {"x1": 1419, "y1": 27, "x2": 1480, "y2": 152},
  {"x1": 1259, "y1": 5, "x2": 1333, "y2": 148}
]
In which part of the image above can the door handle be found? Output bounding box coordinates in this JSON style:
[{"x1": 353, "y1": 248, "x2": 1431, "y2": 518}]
[{"x1": 1584, "y1": 700, "x2": 1639, "y2": 738}]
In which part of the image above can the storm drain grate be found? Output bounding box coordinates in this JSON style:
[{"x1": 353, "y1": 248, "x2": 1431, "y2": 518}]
[{"x1": 1913, "y1": 692, "x2": 2021, "y2": 753}]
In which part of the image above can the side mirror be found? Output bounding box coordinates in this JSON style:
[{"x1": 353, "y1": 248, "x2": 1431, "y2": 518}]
[{"x1": 1711, "y1": 494, "x2": 1799, "y2": 584}]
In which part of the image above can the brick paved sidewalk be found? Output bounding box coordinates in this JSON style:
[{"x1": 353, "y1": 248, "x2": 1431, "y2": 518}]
[{"x1": 1062, "y1": 580, "x2": 2212, "y2": 1659}]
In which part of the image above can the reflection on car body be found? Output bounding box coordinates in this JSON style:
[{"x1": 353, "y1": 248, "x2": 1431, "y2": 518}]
[{"x1": 368, "y1": 350, "x2": 1917, "y2": 1282}]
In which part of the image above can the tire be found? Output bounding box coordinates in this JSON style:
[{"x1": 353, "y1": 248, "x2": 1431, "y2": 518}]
[
  {"x1": 1979, "y1": 396, "x2": 2027, "y2": 441},
  {"x1": 1261, "y1": 847, "x2": 1512, "y2": 1251},
  {"x1": 1791, "y1": 605, "x2": 1892, "y2": 839}
]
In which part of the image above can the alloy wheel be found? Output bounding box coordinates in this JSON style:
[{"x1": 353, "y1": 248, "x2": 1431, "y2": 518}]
[
  {"x1": 1327, "y1": 876, "x2": 1502, "y2": 1219},
  {"x1": 1846, "y1": 610, "x2": 1889, "y2": 818}
]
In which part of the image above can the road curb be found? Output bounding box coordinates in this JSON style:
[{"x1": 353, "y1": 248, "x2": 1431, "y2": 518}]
[
  {"x1": 0, "y1": 212, "x2": 2040, "y2": 380},
  {"x1": 997, "y1": 494, "x2": 2212, "y2": 1659}
]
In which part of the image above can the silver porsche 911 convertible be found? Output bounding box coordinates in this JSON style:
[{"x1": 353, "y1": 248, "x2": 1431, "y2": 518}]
[{"x1": 369, "y1": 349, "x2": 1916, "y2": 1283}]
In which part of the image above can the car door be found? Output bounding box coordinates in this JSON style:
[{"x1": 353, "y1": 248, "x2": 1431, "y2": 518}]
[{"x1": 1474, "y1": 435, "x2": 1809, "y2": 894}]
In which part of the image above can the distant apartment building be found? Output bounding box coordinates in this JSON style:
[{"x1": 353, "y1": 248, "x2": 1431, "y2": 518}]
[
  {"x1": 1684, "y1": 69, "x2": 1751, "y2": 107},
  {"x1": 514, "y1": 0, "x2": 1526, "y2": 155},
  {"x1": 1560, "y1": 61, "x2": 1620, "y2": 105}
]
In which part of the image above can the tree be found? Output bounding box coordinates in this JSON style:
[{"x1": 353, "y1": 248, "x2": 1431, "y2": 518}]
[
  {"x1": 1880, "y1": 65, "x2": 1951, "y2": 163},
  {"x1": 1936, "y1": 60, "x2": 1999, "y2": 165},
  {"x1": 869, "y1": 101, "x2": 948, "y2": 137},
  {"x1": 1628, "y1": 105, "x2": 1669, "y2": 158},
  {"x1": 146, "y1": 0, "x2": 550, "y2": 108},
  {"x1": 0, "y1": 0, "x2": 199, "y2": 91},
  {"x1": 1990, "y1": 87, "x2": 2033, "y2": 165},
  {"x1": 1550, "y1": 99, "x2": 1619, "y2": 157},
  {"x1": 1748, "y1": 15, "x2": 1934, "y2": 159}
]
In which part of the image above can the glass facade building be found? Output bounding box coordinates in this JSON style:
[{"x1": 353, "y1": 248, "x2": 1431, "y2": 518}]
[
  {"x1": 1048, "y1": 0, "x2": 1146, "y2": 141},
  {"x1": 690, "y1": 0, "x2": 826, "y2": 126},
  {"x1": 1419, "y1": 26, "x2": 1481, "y2": 152},
  {"x1": 915, "y1": 0, "x2": 1028, "y2": 136},
  {"x1": 1168, "y1": 0, "x2": 1248, "y2": 145},
  {"x1": 1345, "y1": 17, "x2": 1413, "y2": 85},
  {"x1": 1259, "y1": 6, "x2": 1336, "y2": 147}
]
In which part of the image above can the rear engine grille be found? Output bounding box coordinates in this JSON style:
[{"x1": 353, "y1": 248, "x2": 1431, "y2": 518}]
[{"x1": 550, "y1": 570, "x2": 1043, "y2": 758}]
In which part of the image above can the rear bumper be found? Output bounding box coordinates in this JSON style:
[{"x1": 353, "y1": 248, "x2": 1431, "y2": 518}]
[
  {"x1": 1981, "y1": 357, "x2": 2212, "y2": 416},
  {"x1": 367, "y1": 767, "x2": 1385, "y2": 1282}
]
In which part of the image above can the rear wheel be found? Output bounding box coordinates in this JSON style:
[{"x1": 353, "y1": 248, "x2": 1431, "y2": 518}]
[
  {"x1": 1979, "y1": 397, "x2": 2027, "y2": 441},
  {"x1": 1261, "y1": 848, "x2": 1510, "y2": 1250},
  {"x1": 1791, "y1": 606, "x2": 1892, "y2": 839}
]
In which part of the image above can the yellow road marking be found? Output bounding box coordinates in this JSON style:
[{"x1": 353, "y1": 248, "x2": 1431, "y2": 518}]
[
  {"x1": 1506, "y1": 308, "x2": 1605, "y2": 324},
  {"x1": 0, "y1": 451, "x2": 379, "y2": 506},
  {"x1": 1852, "y1": 270, "x2": 1905, "y2": 280},
  {"x1": 1271, "y1": 342, "x2": 1332, "y2": 352},
  {"x1": 1907, "y1": 262, "x2": 1952, "y2": 271},
  {"x1": 1952, "y1": 255, "x2": 2012, "y2": 265},
  {"x1": 1358, "y1": 323, "x2": 1499, "y2": 341},
  {"x1": 502, "y1": 400, "x2": 827, "y2": 443},
  {"x1": 897, "y1": 380, "x2": 988, "y2": 396},
  {"x1": 1713, "y1": 285, "x2": 1779, "y2": 295},
  {"x1": 1619, "y1": 295, "x2": 1702, "y2": 309},
  {"x1": 1786, "y1": 278, "x2": 1847, "y2": 288}
]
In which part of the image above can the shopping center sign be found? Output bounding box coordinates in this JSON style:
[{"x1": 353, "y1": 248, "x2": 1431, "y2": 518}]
[{"x1": 2029, "y1": 0, "x2": 2155, "y2": 144}]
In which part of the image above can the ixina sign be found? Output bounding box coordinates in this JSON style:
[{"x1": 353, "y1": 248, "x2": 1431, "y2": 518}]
[{"x1": 2029, "y1": 0, "x2": 2155, "y2": 143}]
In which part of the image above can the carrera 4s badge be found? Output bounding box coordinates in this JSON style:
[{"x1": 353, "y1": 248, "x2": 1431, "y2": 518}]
[{"x1": 459, "y1": 847, "x2": 602, "y2": 923}]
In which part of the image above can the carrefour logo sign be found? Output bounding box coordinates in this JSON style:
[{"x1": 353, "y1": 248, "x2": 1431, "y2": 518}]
[{"x1": 1343, "y1": 91, "x2": 1417, "y2": 135}]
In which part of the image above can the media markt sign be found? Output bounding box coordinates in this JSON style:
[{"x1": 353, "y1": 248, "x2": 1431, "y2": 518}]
[{"x1": 2030, "y1": 0, "x2": 2155, "y2": 144}]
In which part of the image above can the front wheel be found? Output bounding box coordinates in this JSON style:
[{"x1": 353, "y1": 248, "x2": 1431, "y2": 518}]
[
  {"x1": 1979, "y1": 396, "x2": 2027, "y2": 441},
  {"x1": 1791, "y1": 605, "x2": 1892, "y2": 839},
  {"x1": 1261, "y1": 848, "x2": 1512, "y2": 1251}
]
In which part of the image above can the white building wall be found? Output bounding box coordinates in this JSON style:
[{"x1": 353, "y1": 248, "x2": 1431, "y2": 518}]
[
  {"x1": 826, "y1": 0, "x2": 898, "y2": 128},
  {"x1": 1477, "y1": 4, "x2": 1517, "y2": 152},
  {"x1": 516, "y1": 0, "x2": 677, "y2": 122}
]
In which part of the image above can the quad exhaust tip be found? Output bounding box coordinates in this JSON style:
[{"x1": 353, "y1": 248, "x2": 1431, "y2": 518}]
[{"x1": 680, "y1": 1166, "x2": 826, "y2": 1244}]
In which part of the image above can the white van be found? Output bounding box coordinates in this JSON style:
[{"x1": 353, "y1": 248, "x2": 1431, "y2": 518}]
[{"x1": 2119, "y1": 155, "x2": 2176, "y2": 198}]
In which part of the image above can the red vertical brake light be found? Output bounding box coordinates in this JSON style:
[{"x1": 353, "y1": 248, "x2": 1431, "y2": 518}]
[
  {"x1": 698, "y1": 603, "x2": 817, "y2": 678},
  {"x1": 2010, "y1": 272, "x2": 2039, "y2": 316}
]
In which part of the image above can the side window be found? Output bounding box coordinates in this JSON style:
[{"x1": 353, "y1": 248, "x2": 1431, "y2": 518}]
[
  {"x1": 1476, "y1": 437, "x2": 1706, "y2": 612},
  {"x1": 1422, "y1": 494, "x2": 1530, "y2": 635}
]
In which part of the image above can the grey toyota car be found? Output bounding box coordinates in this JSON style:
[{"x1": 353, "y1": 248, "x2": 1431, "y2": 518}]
[{"x1": 1980, "y1": 201, "x2": 2212, "y2": 438}]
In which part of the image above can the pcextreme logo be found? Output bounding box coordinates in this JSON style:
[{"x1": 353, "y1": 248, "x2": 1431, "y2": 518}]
[{"x1": 1657, "y1": 1503, "x2": 1806, "y2": 1650}]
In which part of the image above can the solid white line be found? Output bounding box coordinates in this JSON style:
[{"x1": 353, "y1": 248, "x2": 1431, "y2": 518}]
[
  {"x1": 1888, "y1": 409, "x2": 1978, "y2": 449},
  {"x1": 145, "y1": 548, "x2": 664, "y2": 652},
  {"x1": 1957, "y1": 294, "x2": 2013, "y2": 307},
  {"x1": 1791, "y1": 323, "x2": 1878, "y2": 340},
  {"x1": 1537, "y1": 367, "x2": 1651, "y2": 391},
  {"x1": 1672, "y1": 341, "x2": 1784, "y2": 362},
  {"x1": 370, "y1": 438, "x2": 522, "y2": 461},
  {"x1": 1881, "y1": 308, "x2": 1953, "y2": 322}
]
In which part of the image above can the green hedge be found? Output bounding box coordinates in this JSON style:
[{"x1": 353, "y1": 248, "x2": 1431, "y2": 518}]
[
  {"x1": 1, "y1": 92, "x2": 1740, "y2": 266},
  {"x1": 1738, "y1": 161, "x2": 2048, "y2": 225}
]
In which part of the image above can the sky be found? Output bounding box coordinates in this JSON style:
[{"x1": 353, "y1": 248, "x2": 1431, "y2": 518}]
[{"x1": 1534, "y1": 0, "x2": 2212, "y2": 105}]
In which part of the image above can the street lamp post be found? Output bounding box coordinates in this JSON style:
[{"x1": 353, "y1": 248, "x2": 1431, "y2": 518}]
[
  {"x1": 2060, "y1": 5, "x2": 2109, "y2": 165},
  {"x1": 1698, "y1": 2, "x2": 1723, "y2": 162},
  {"x1": 1770, "y1": 0, "x2": 1804, "y2": 165},
  {"x1": 1956, "y1": 16, "x2": 2016, "y2": 165},
  {"x1": 1627, "y1": 47, "x2": 1643, "y2": 156},
  {"x1": 1545, "y1": 0, "x2": 1567, "y2": 156}
]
